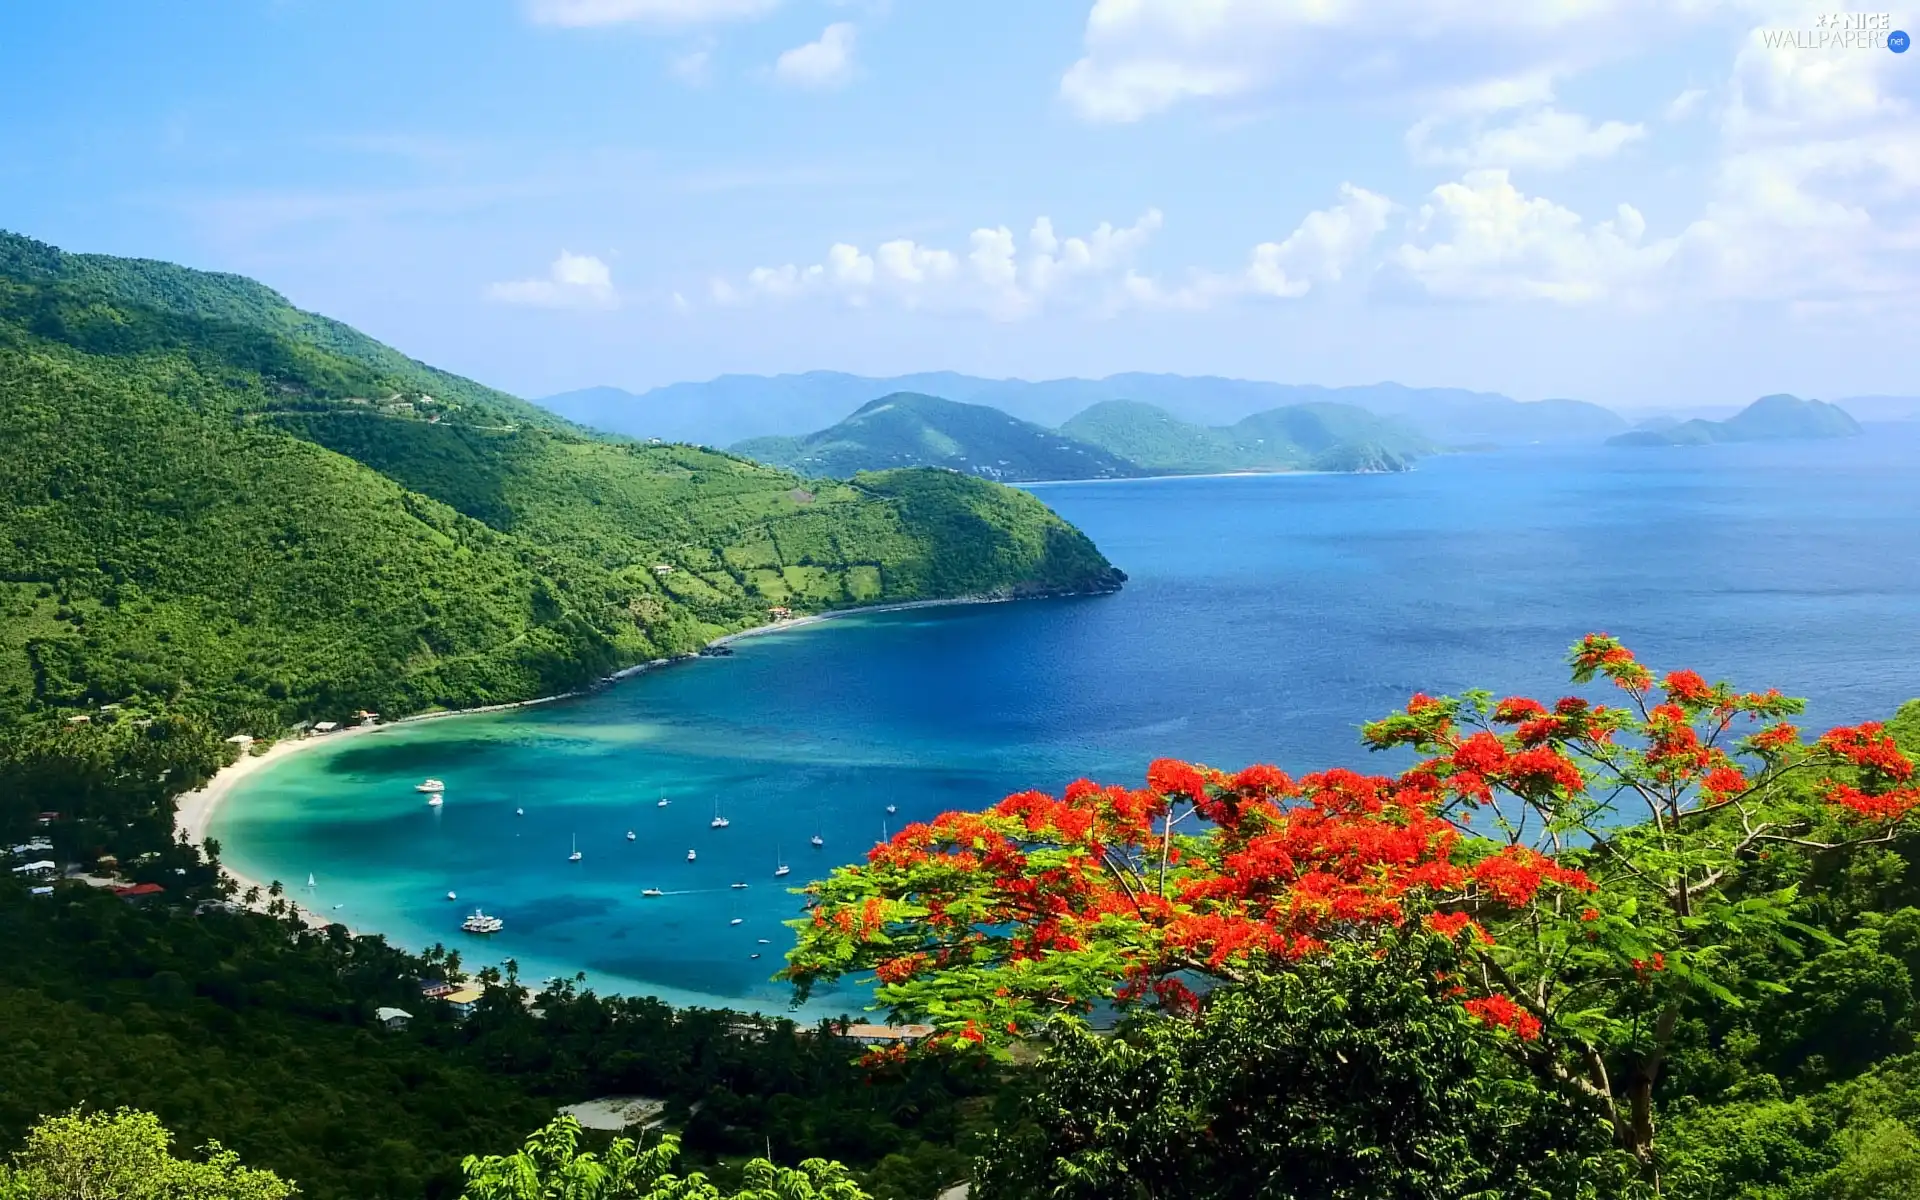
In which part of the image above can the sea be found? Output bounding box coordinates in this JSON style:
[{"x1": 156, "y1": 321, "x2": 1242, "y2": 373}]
[{"x1": 212, "y1": 428, "x2": 1920, "y2": 1018}]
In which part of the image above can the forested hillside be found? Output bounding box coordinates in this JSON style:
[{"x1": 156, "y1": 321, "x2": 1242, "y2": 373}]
[{"x1": 0, "y1": 233, "x2": 1121, "y2": 734}]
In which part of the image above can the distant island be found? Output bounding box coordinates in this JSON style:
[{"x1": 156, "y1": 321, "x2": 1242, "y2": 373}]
[
  {"x1": 542, "y1": 372, "x2": 1630, "y2": 449},
  {"x1": 729, "y1": 392, "x2": 1433, "y2": 482},
  {"x1": 1608, "y1": 394, "x2": 1863, "y2": 447}
]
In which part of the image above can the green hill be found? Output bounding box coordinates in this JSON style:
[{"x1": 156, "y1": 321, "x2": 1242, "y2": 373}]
[
  {"x1": 0, "y1": 233, "x2": 1121, "y2": 733},
  {"x1": 1608, "y1": 394, "x2": 1863, "y2": 447},
  {"x1": 1060, "y1": 399, "x2": 1433, "y2": 474},
  {"x1": 733, "y1": 392, "x2": 1140, "y2": 482}
]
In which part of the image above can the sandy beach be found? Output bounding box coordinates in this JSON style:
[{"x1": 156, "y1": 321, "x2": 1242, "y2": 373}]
[{"x1": 171, "y1": 593, "x2": 1024, "y2": 887}]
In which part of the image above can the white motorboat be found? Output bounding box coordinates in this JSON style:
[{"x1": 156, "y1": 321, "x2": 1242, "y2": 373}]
[
  {"x1": 657, "y1": 795, "x2": 670, "y2": 808},
  {"x1": 731, "y1": 881, "x2": 748, "y2": 890},
  {"x1": 885, "y1": 803, "x2": 897, "y2": 815},
  {"x1": 625, "y1": 830, "x2": 636, "y2": 842},
  {"x1": 461, "y1": 910, "x2": 503, "y2": 934},
  {"x1": 416, "y1": 779, "x2": 445, "y2": 793},
  {"x1": 446, "y1": 891, "x2": 457, "y2": 901},
  {"x1": 686, "y1": 849, "x2": 697, "y2": 862},
  {"x1": 729, "y1": 917, "x2": 743, "y2": 926},
  {"x1": 641, "y1": 887, "x2": 665, "y2": 898}
]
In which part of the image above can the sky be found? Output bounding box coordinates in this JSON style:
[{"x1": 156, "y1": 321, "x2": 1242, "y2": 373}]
[{"x1": 2, "y1": 1, "x2": 1915, "y2": 409}]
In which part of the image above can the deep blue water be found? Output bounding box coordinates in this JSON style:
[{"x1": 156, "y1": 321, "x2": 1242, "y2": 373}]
[{"x1": 214, "y1": 430, "x2": 1920, "y2": 1016}]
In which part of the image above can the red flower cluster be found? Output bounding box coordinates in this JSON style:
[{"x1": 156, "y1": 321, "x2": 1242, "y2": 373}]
[
  {"x1": 1464, "y1": 994, "x2": 1542, "y2": 1040},
  {"x1": 1471, "y1": 846, "x2": 1595, "y2": 908},
  {"x1": 1820, "y1": 723, "x2": 1916, "y2": 782}
]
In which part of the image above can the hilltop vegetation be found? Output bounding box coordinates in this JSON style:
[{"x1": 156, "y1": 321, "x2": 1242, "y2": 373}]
[
  {"x1": 1609, "y1": 394, "x2": 1863, "y2": 447},
  {"x1": 730, "y1": 394, "x2": 1432, "y2": 482},
  {"x1": 1061, "y1": 399, "x2": 1431, "y2": 474},
  {"x1": 0, "y1": 232, "x2": 1120, "y2": 733},
  {"x1": 734, "y1": 393, "x2": 1138, "y2": 482}
]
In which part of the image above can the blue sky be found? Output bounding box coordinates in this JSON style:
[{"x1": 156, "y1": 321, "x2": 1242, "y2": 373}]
[{"x1": 2, "y1": 1, "x2": 1915, "y2": 408}]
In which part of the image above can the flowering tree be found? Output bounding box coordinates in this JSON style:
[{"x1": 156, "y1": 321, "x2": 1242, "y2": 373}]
[{"x1": 784, "y1": 636, "x2": 1920, "y2": 1166}]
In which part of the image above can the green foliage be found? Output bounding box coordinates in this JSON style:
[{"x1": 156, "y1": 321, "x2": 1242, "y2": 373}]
[
  {"x1": 732, "y1": 393, "x2": 1138, "y2": 482},
  {"x1": 0, "y1": 233, "x2": 1121, "y2": 734},
  {"x1": 1059, "y1": 398, "x2": 1432, "y2": 473},
  {"x1": 0, "y1": 1108, "x2": 293, "y2": 1200},
  {"x1": 975, "y1": 940, "x2": 1624, "y2": 1200},
  {"x1": 459, "y1": 1118, "x2": 870, "y2": 1200}
]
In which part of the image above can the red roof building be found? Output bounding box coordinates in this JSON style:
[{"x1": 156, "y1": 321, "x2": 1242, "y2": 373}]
[{"x1": 112, "y1": 883, "x2": 166, "y2": 902}]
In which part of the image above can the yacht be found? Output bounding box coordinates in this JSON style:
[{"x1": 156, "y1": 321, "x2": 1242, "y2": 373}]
[
  {"x1": 710, "y1": 797, "x2": 730, "y2": 830},
  {"x1": 625, "y1": 830, "x2": 636, "y2": 842},
  {"x1": 461, "y1": 910, "x2": 504, "y2": 935},
  {"x1": 641, "y1": 887, "x2": 664, "y2": 898},
  {"x1": 731, "y1": 881, "x2": 749, "y2": 890},
  {"x1": 686, "y1": 848, "x2": 697, "y2": 862},
  {"x1": 729, "y1": 917, "x2": 744, "y2": 926},
  {"x1": 568, "y1": 835, "x2": 582, "y2": 863},
  {"x1": 416, "y1": 779, "x2": 445, "y2": 793},
  {"x1": 427, "y1": 793, "x2": 444, "y2": 808},
  {"x1": 750, "y1": 953, "x2": 761, "y2": 960},
  {"x1": 757, "y1": 938, "x2": 771, "y2": 944},
  {"x1": 657, "y1": 794, "x2": 670, "y2": 808},
  {"x1": 515, "y1": 807, "x2": 525, "y2": 816},
  {"x1": 809, "y1": 834, "x2": 824, "y2": 849},
  {"x1": 446, "y1": 891, "x2": 457, "y2": 901}
]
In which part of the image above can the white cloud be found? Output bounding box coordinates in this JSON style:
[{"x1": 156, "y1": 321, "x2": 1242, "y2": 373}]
[
  {"x1": 1057, "y1": 0, "x2": 1745, "y2": 123},
  {"x1": 713, "y1": 189, "x2": 1398, "y2": 318},
  {"x1": 1409, "y1": 107, "x2": 1646, "y2": 170},
  {"x1": 1390, "y1": 170, "x2": 1674, "y2": 304},
  {"x1": 526, "y1": 0, "x2": 778, "y2": 27},
  {"x1": 775, "y1": 23, "x2": 857, "y2": 90},
  {"x1": 485, "y1": 251, "x2": 620, "y2": 309},
  {"x1": 713, "y1": 210, "x2": 1167, "y2": 319}
]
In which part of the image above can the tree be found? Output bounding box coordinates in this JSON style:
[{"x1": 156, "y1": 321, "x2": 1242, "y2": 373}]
[
  {"x1": 0, "y1": 1108, "x2": 294, "y2": 1200},
  {"x1": 458, "y1": 1117, "x2": 869, "y2": 1200},
  {"x1": 784, "y1": 636, "x2": 1920, "y2": 1174},
  {"x1": 975, "y1": 936, "x2": 1622, "y2": 1200}
]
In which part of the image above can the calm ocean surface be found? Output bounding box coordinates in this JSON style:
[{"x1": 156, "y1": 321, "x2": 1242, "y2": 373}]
[{"x1": 214, "y1": 430, "x2": 1920, "y2": 1016}]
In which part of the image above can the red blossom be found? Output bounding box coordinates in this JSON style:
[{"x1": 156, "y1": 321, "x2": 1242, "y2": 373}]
[
  {"x1": 1465, "y1": 994, "x2": 1542, "y2": 1040},
  {"x1": 1820, "y1": 723, "x2": 1916, "y2": 781},
  {"x1": 1147, "y1": 758, "x2": 1210, "y2": 802}
]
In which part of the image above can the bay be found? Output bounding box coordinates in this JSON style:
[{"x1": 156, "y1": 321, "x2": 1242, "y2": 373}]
[{"x1": 213, "y1": 429, "x2": 1920, "y2": 1016}]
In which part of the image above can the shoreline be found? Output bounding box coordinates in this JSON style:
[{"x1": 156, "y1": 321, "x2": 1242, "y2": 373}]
[{"x1": 173, "y1": 590, "x2": 1084, "y2": 901}]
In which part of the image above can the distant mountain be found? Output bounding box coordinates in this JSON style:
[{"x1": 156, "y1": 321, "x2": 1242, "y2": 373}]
[
  {"x1": 1060, "y1": 400, "x2": 1432, "y2": 474},
  {"x1": 732, "y1": 393, "x2": 1139, "y2": 482},
  {"x1": 1608, "y1": 395, "x2": 1863, "y2": 447},
  {"x1": 538, "y1": 372, "x2": 1628, "y2": 448}
]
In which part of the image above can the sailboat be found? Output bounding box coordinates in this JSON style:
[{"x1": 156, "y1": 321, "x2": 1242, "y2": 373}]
[
  {"x1": 710, "y1": 797, "x2": 730, "y2": 830},
  {"x1": 657, "y1": 793, "x2": 670, "y2": 808},
  {"x1": 446, "y1": 890, "x2": 457, "y2": 901},
  {"x1": 515, "y1": 807, "x2": 524, "y2": 816},
  {"x1": 427, "y1": 793, "x2": 444, "y2": 807},
  {"x1": 774, "y1": 847, "x2": 791, "y2": 878},
  {"x1": 686, "y1": 848, "x2": 697, "y2": 862},
  {"x1": 568, "y1": 835, "x2": 582, "y2": 863},
  {"x1": 810, "y1": 834, "x2": 824, "y2": 849},
  {"x1": 885, "y1": 802, "x2": 897, "y2": 815},
  {"x1": 625, "y1": 830, "x2": 636, "y2": 842}
]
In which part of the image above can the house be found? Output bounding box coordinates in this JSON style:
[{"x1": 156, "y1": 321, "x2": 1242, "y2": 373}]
[
  {"x1": 225, "y1": 734, "x2": 254, "y2": 748},
  {"x1": 35, "y1": 812, "x2": 60, "y2": 826},
  {"x1": 354, "y1": 710, "x2": 379, "y2": 725},
  {"x1": 12, "y1": 860, "x2": 57, "y2": 878},
  {"x1": 651, "y1": 564, "x2": 674, "y2": 576},
  {"x1": 442, "y1": 987, "x2": 484, "y2": 1018},
  {"x1": 95, "y1": 854, "x2": 120, "y2": 873},
  {"x1": 374, "y1": 1006, "x2": 413, "y2": 1030},
  {"x1": 419, "y1": 980, "x2": 457, "y2": 1000},
  {"x1": 768, "y1": 606, "x2": 793, "y2": 620},
  {"x1": 834, "y1": 1022, "x2": 935, "y2": 1047},
  {"x1": 67, "y1": 714, "x2": 91, "y2": 724},
  {"x1": 28, "y1": 886, "x2": 53, "y2": 897},
  {"x1": 113, "y1": 882, "x2": 165, "y2": 904},
  {"x1": 8, "y1": 839, "x2": 52, "y2": 857},
  {"x1": 312, "y1": 721, "x2": 340, "y2": 734}
]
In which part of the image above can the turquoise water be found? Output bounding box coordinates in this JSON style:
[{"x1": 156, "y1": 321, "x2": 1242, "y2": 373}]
[{"x1": 214, "y1": 430, "x2": 1920, "y2": 1016}]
